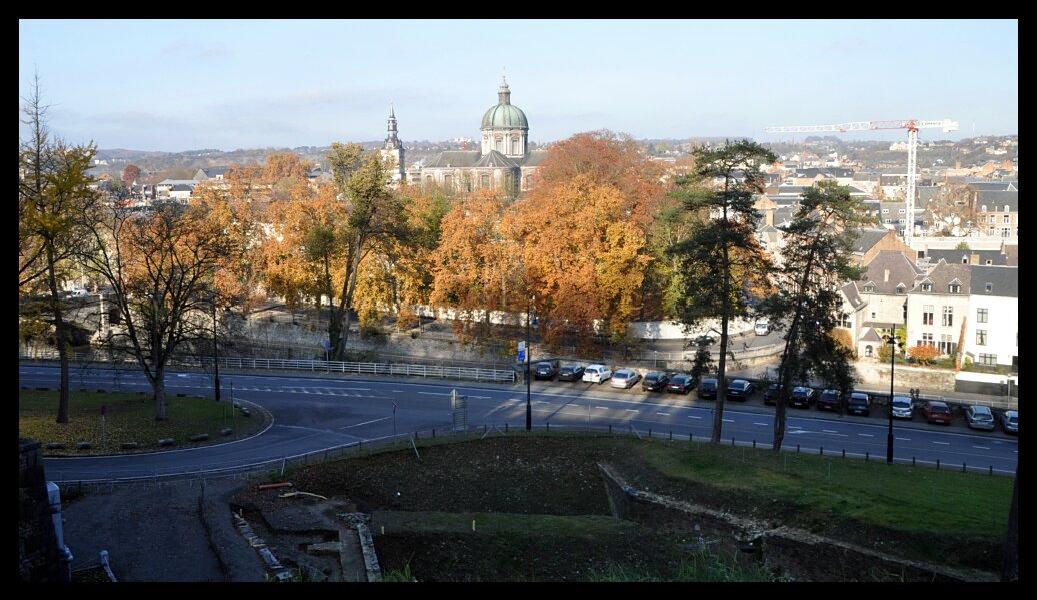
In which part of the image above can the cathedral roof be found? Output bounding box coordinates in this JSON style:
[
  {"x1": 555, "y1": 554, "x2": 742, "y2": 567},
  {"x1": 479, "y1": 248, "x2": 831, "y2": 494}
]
[
  {"x1": 481, "y1": 78, "x2": 528, "y2": 130},
  {"x1": 473, "y1": 150, "x2": 517, "y2": 169},
  {"x1": 519, "y1": 152, "x2": 547, "y2": 167},
  {"x1": 423, "y1": 151, "x2": 481, "y2": 169}
]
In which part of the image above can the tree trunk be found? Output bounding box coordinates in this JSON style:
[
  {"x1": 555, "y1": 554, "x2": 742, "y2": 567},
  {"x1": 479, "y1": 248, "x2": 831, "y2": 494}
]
[
  {"x1": 1001, "y1": 462, "x2": 1019, "y2": 581},
  {"x1": 44, "y1": 243, "x2": 71, "y2": 424},
  {"x1": 153, "y1": 367, "x2": 167, "y2": 421}
]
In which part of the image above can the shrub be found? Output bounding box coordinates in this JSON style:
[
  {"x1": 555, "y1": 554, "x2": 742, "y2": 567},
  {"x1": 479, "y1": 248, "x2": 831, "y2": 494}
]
[{"x1": 908, "y1": 344, "x2": 940, "y2": 366}]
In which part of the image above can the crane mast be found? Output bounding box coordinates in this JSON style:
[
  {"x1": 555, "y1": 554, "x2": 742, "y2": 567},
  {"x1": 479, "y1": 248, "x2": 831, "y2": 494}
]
[{"x1": 764, "y1": 119, "x2": 959, "y2": 248}]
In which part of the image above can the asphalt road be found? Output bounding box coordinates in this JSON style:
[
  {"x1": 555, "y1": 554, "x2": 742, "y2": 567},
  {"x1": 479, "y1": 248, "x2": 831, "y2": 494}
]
[{"x1": 20, "y1": 364, "x2": 1018, "y2": 481}]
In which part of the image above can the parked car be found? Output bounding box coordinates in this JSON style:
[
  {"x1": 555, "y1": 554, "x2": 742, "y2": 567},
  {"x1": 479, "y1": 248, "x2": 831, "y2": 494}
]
[
  {"x1": 847, "y1": 392, "x2": 871, "y2": 416},
  {"x1": 557, "y1": 364, "x2": 585, "y2": 382},
  {"x1": 697, "y1": 378, "x2": 718, "y2": 400},
  {"x1": 922, "y1": 401, "x2": 953, "y2": 425},
  {"x1": 789, "y1": 386, "x2": 815, "y2": 409},
  {"x1": 692, "y1": 334, "x2": 716, "y2": 347},
  {"x1": 666, "y1": 374, "x2": 694, "y2": 394},
  {"x1": 67, "y1": 288, "x2": 90, "y2": 298},
  {"x1": 965, "y1": 405, "x2": 996, "y2": 431},
  {"x1": 817, "y1": 389, "x2": 841, "y2": 411},
  {"x1": 754, "y1": 318, "x2": 770, "y2": 336},
  {"x1": 1001, "y1": 410, "x2": 1018, "y2": 435},
  {"x1": 891, "y1": 396, "x2": 914, "y2": 420},
  {"x1": 582, "y1": 364, "x2": 613, "y2": 384},
  {"x1": 727, "y1": 379, "x2": 754, "y2": 401},
  {"x1": 762, "y1": 384, "x2": 780, "y2": 405},
  {"x1": 534, "y1": 359, "x2": 560, "y2": 380},
  {"x1": 610, "y1": 369, "x2": 641, "y2": 389},
  {"x1": 641, "y1": 372, "x2": 673, "y2": 392}
]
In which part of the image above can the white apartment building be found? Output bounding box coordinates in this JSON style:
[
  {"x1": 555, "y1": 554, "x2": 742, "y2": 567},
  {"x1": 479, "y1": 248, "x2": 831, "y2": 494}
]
[
  {"x1": 962, "y1": 265, "x2": 1018, "y2": 371},
  {"x1": 904, "y1": 260, "x2": 971, "y2": 358}
]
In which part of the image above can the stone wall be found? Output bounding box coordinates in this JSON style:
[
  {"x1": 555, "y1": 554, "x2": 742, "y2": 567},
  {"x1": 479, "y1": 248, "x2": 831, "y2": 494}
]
[
  {"x1": 853, "y1": 361, "x2": 958, "y2": 392},
  {"x1": 19, "y1": 438, "x2": 62, "y2": 583}
]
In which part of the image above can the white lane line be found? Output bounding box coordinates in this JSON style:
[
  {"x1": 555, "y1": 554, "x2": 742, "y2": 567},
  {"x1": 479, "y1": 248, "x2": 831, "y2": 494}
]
[
  {"x1": 822, "y1": 429, "x2": 838, "y2": 433},
  {"x1": 392, "y1": 390, "x2": 404, "y2": 393},
  {"x1": 722, "y1": 419, "x2": 734, "y2": 423},
  {"x1": 753, "y1": 422, "x2": 769, "y2": 426},
  {"x1": 858, "y1": 433, "x2": 874, "y2": 437},
  {"x1": 657, "y1": 412, "x2": 671, "y2": 416},
  {"x1": 688, "y1": 416, "x2": 702, "y2": 419},
  {"x1": 932, "y1": 441, "x2": 950, "y2": 445},
  {"x1": 341, "y1": 417, "x2": 390, "y2": 429},
  {"x1": 973, "y1": 445, "x2": 991, "y2": 450},
  {"x1": 595, "y1": 406, "x2": 609, "y2": 410},
  {"x1": 625, "y1": 409, "x2": 639, "y2": 413},
  {"x1": 418, "y1": 392, "x2": 449, "y2": 396},
  {"x1": 471, "y1": 395, "x2": 492, "y2": 399},
  {"x1": 536, "y1": 401, "x2": 550, "y2": 404},
  {"x1": 896, "y1": 437, "x2": 911, "y2": 441}
]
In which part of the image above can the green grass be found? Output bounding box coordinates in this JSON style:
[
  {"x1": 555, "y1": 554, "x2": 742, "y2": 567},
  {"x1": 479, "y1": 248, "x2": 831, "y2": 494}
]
[
  {"x1": 380, "y1": 564, "x2": 415, "y2": 582},
  {"x1": 372, "y1": 511, "x2": 639, "y2": 538},
  {"x1": 19, "y1": 390, "x2": 267, "y2": 455},
  {"x1": 638, "y1": 440, "x2": 1013, "y2": 539},
  {"x1": 588, "y1": 550, "x2": 777, "y2": 582}
]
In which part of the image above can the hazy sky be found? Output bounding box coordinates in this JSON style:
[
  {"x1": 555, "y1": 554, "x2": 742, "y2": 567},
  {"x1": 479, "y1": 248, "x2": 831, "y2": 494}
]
[{"x1": 19, "y1": 19, "x2": 1018, "y2": 152}]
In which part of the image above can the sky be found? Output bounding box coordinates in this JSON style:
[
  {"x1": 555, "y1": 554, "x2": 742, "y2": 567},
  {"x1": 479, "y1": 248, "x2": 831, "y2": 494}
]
[{"x1": 19, "y1": 19, "x2": 1018, "y2": 152}]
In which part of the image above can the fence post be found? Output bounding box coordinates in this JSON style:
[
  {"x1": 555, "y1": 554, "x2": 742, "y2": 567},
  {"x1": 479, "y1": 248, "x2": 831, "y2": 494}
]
[
  {"x1": 820, "y1": 446, "x2": 823, "y2": 456},
  {"x1": 912, "y1": 457, "x2": 915, "y2": 466},
  {"x1": 936, "y1": 459, "x2": 940, "y2": 470},
  {"x1": 989, "y1": 465, "x2": 993, "y2": 476},
  {"x1": 753, "y1": 439, "x2": 756, "y2": 449},
  {"x1": 796, "y1": 444, "x2": 800, "y2": 453},
  {"x1": 608, "y1": 424, "x2": 612, "y2": 434},
  {"x1": 962, "y1": 462, "x2": 966, "y2": 473},
  {"x1": 731, "y1": 437, "x2": 735, "y2": 446},
  {"x1": 865, "y1": 451, "x2": 869, "y2": 461},
  {"x1": 842, "y1": 449, "x2": 846, "y2": 459}
]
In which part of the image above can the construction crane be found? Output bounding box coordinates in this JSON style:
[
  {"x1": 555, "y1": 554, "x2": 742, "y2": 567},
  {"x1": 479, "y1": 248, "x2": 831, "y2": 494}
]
[{"x1": 764, "y1": 119, "x2": 960, "y2": 248}]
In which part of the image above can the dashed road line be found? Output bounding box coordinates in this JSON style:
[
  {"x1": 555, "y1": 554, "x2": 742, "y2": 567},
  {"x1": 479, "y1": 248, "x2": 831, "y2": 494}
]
[
  {"x1": 896, "y1": 437, "x2": 911, "y2": 441},
  {"x1": 657, "y1": 412, "x2": 671, "y2": 416},
  {"x1": 753, "y1": 422, "x2": 769, "y2": 426},
  {"x1": 625, "y1": 409, "x2": 639, "y2": 413},
  {"x1": 341, "y1": 417, "x2": 390, "y2": 429},
  {"x1": 858, "y1": 433, "x2": 874, "y2": 437},
  {"x1": 932, "y1": 441, "x2": 950, "y2": 445},
  {"x1": 688, "y1": 415, "x2": 702, "y2": 419},
  {"x1": 973, "y1": 445, "x2": 991, "y2": 450},
  {"x1": 822, "y1": 429, "x2": 839, "y2": 434},
  {"x1": 722, "y1": 418, "x2": 734, "y2": 423},
  {"x1": 595, "y1": 406, "x2": 609, "y2": 410}
]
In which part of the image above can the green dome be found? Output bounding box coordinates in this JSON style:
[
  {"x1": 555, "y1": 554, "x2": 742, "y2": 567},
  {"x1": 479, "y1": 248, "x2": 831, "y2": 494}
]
[{"x1": 481, "y1": 103, "x2": 528, "y2": 129}]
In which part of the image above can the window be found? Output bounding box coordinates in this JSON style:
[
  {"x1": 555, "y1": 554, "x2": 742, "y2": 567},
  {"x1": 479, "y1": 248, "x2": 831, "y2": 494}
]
[
  {"x1": 443, "y1": 174, "x2": 453, "y2": 188},
  {"x1": 511, "y1": 138, "x2": 520, "y2": 155},
  {"x1": 882, "y1": 208, "x2": 889, "y2": 214},
  {"x1": 865, "y1": 345, "x2": 873, "y2": 357},
  {"x1": 1001, "y1": 227, "x2": 1010, "y2": 237},
  {"x1": 922, "y1": 283, "x2": 932, "y2": 292},
  {"x1": 985, "y1": 283, "x2": 993, "y2": 293},
  {"x1": 864, "y1": 285, "x2": 874, "y2": 293},
  {"x1": 977, "y1": 308, "x2": 988, "y2": 323},
  {"x1": 922, "y1": 305, "x2": 934, "y2": 325},
  {"x1": 922, "y1": 332, "x2": 934, "y2": 346},
  {"x1": 948, "y1": 284, "x2": 961, "y2": 293},
  {"x1": 480, "y1": 173, "x2": 490, "y2": 188},
  {"x1": 425, "y1": 175, "x2": 433, "y2": 185},
  {"x1": 976, "y1": 330, "x2": 987, "y2": 346},
  {"x1": 942, "y1": 306, "x2": 953, "y2": 327},
  {"x1": 939, "y1": 334, "x2": 956, "y2": 356},
  {"x1": 1004, "y1": 215, "x2": 1011, "y2": 224},
  {"x1": 870, "y1": 311, "x2": 876, "y2": 319},
  {"x1": 978, "y1": 353, "x2": 997, "y2": 366},
  {"x1": 896, "y1": 283, "x2": 905, "y2": 294}
]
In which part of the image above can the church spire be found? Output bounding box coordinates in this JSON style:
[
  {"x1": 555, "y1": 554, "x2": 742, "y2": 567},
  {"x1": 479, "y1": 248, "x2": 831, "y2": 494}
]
[{"x1": 385, "y1": 104, "x2": 400, "y2": 148}]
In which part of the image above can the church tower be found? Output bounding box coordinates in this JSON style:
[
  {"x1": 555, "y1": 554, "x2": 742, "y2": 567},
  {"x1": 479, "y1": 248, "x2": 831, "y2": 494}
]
[
  {"x1": 480, "y1": 76, "x2": 529, "y2": 159},
  {"x1": 380, "y1": 105, "x2": 405, "y2": 186}
]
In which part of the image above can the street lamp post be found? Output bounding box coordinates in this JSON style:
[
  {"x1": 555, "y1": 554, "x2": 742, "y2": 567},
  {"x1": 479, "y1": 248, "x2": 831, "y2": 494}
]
[
  {"x1": 884, "y1": 331, "x2": 902, "y2": 464},
  {"x1": 525, "y1": 296, "x2": 534, "y2": 431},
  {"x1": 212, "y1": 292, "x2": 220, "y2": 403}
]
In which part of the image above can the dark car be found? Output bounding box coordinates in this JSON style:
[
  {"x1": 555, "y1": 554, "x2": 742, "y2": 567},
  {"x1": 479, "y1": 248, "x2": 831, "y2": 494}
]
[
  {"x1": 557, "y1": 364, "x2": 585, "y2": 382},
  {"x1": 763, "y1": 384, "x2": 781, "y2": 405},
  {"x1": 922, "y1": 401, "x2": 953, "y2": 425},
  {"x1": 847, "y1": 392, "x2": 871, "y2": 416},
  {"x1": 1001, "y1": 410, "x2": 1018, "y2": 435},
  {"x1": 642, "y1": 372, "x2": 673, "y2": 392},
  {"x1": 692, "y1": 334, "x2": 716, "y2": 347},
  {"x1": 817, "y1": 389, "x2": 841, "y2": 411},
  {"x1": 727, "y1": 379, "x2": 754, "y2": 401},
  {"x1": 789, "y1": 386, "x2": 815, "y2": 409},
  {"x1": 534, "y1": 359, "x2": 561, "y2": 380},
  {"x1": 666, "y1": 374, "x2": 694, "y2": 394},
  {"x1": 697, "y1": 378, "x2": 718, "y2": 400}
]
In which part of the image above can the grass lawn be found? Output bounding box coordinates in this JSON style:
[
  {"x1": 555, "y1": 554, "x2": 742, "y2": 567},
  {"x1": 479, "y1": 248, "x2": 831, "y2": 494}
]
[
  {"x1": 19, "y1": 389, "x2": 268, "y2": 455},
  {"x1": 639, "y1": 440, "x2": 1012, "y2": 540},
  {"x1": 371, "y1": 511, "x2": 639, "y2": 538}
]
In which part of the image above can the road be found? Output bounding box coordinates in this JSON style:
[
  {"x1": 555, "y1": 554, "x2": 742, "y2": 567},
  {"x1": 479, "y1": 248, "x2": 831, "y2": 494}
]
[{"x1": 20, "y1": 364, "x2": 1018, "y2": 481}]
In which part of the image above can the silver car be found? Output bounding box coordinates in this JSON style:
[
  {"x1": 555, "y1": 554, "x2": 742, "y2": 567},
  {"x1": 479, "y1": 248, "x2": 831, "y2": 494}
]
[
  {"x1": 610, "y1": 369, "x2": 641, "y2": 389},
  {"x1": 891, "y1": 396, "x2": 914, "y2": 420},
  {"x1": 1001, "y1": 410, "x2": 1018, "y2": 435},
  {"x1": 966, "y1": 405, "x2": 996, "y2": 431}
]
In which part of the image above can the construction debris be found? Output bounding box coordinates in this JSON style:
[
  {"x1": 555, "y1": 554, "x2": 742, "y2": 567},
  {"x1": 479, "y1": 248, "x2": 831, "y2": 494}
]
[
  {"x1": 257, "y1": 482, "x2": 293, "y2": 491},
  {"x1": 278, "y1": 491, "x2": 328, "y2": 501}
]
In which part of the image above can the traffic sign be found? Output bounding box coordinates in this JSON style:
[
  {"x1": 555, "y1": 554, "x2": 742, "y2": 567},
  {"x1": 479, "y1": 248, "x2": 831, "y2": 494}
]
[{"x1": 517, "y1": 341, "x2": 526, "y2": 363}]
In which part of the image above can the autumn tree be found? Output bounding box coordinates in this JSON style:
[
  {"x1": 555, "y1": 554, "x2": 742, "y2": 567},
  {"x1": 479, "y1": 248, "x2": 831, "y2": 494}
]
[
  {"x1": 19, "y1": 75, "x2": 101, "y2": 423},
  {"x1": 907, "y1": 343, "x2": 939, "y2": 365},
  {"x1": 81, "y1": 199, "x2": 247, "y2": 420},
  {"x1": 927, "y1": 184, "x2": 979, "y2": 236},
  {"x1": 121, "y1": 164, "x2": 141, "y2": 187},
  {"x1": 667, "y1": 140, "x2": 776, "y2": 444},
  {"x1": 760, "y1": 181, "x2": 867, "y2": 451}
]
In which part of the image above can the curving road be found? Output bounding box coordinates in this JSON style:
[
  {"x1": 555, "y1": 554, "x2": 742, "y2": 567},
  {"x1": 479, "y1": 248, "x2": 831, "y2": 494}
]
[{"x1": 20, "y1": 363, "x2": 1018, "y2": 481}]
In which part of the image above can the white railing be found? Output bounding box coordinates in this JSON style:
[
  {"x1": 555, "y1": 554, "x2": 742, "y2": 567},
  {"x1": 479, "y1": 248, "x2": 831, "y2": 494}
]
[{"x1": 19, "y1": 351, "x2": 517, "y2": 384}]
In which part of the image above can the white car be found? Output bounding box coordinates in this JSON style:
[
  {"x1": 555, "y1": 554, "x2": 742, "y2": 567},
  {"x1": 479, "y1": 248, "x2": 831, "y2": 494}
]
[
  {"x1": 582, "y1": 364, "x2": 613, "y2": 384},
  {"x1": 754, "y1": 318, "x2": 770, "y2": 336},
  {"x1": 891, "y1": 396, "x2": 914, "y2": 420},
  {"x1": 68, "y1": 288, "x2": 90, "y2": 298},
  {"x1": 610, "y1": 369, "x2": 641, "y2": 389}
]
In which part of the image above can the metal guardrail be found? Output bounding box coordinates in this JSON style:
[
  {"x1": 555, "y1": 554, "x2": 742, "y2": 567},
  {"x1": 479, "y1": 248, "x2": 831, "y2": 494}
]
[{"x1": 19, "y1": 351, "x2": 517, "y2": 384}]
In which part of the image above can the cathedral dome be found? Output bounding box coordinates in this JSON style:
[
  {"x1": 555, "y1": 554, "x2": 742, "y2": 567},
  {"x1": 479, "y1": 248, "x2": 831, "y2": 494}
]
[{"x1": 480, "y1": 78, "x2": 528, "y2": 130}]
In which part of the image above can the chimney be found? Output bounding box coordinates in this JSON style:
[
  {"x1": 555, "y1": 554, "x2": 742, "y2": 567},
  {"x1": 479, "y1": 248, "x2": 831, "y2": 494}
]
[{"x1": 883, "y1": 269, "x2": 890, "y2": 283}]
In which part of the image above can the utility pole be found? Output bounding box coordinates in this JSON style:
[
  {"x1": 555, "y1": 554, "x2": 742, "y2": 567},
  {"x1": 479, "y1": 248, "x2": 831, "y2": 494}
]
[{"x1": 885, "y1": 331, "x2": 900, "y2": 464}]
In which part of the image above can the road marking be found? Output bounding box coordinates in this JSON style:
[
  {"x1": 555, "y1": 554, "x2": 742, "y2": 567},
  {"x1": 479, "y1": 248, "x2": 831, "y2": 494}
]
[
  {"x1": 896, "y1": 437, "x2": 911, "y2": 441},
  {"x1": 688, "y1": 416, "x2": 702, "y2": 419},
  {"x1": 858, "y1": 433, "x2": 874, "y2": 437},
  {"x1": 471, "y1": 395, "x2": 492, "y2": 399},
  {"x1": 932, "y1": 441, "x2": 950, "y2": 445},
  {"x1": 392, "y1": 390, "x2": 404, "y2": 393},
  {"x1": 722, "y1": 418, "x2": 734, "y2": 423},
  {"x1": 625, "y1": 409, "x2": 639, "y2": 413},
  {"x1": 656, "y1": 412, "x2": 671, "y2": 416},
  {"x1": 822, "y1": 429, "x2": 839, "y2": 434},
  {"x1": 753, "y1": 422, "x2": 769, "y2": 426},
  {"x1": 595, "y1": 406, "x2": 609, "y2": 410},
  {"x1": 973, "y1": 445, "x2": 991, "y2": 450},
  {"x1": 341, "y1": 417, "x2": 390, "y2": 429},
  {"x1": 418, "y1": 392, "x2": 449, "y2": 396}
]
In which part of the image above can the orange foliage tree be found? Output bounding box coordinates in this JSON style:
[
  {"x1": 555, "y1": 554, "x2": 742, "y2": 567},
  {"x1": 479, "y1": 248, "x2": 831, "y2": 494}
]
[{"x1": 908, "y1": 343, "x2": 940, "y2": 365}]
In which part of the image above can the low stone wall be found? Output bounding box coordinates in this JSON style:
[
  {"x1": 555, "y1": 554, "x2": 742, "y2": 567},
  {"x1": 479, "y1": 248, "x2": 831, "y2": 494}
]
[
  {"x1": 19, "y1": 439, "x2": 63, "y2": 582},
  {"x1": 853, "y1": 361, "x2": 958, "y2": 393},
  {"x1": 597, "y1": 462, "x2": 997, "y2": 582}
]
